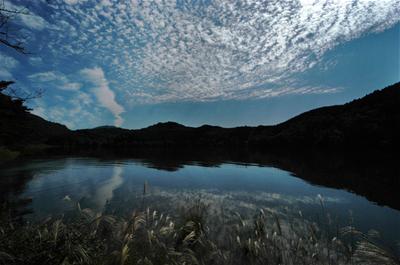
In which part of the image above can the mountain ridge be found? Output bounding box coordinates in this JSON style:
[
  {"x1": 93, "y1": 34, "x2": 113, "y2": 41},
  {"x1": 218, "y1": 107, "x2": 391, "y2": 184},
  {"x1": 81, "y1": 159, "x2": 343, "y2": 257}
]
[{"x1": 1, "y1": 82, "x2": 399, "y2": 151}]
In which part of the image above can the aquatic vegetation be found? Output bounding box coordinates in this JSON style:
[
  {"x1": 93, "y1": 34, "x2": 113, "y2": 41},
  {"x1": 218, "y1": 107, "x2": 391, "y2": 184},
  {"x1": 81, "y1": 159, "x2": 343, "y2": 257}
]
[{"x1": 0, "y1": 198, "x2": 398, "y2": 265}]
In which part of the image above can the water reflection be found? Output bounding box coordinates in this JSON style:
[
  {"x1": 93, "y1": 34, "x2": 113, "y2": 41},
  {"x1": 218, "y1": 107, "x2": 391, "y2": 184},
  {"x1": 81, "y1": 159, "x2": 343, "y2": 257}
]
[
  {"x1": 91, "y1": 166, "x2": 124, "y2": 209},
  {"x1": 0, "y1": 150, "x2": 399, "y2": 245}
]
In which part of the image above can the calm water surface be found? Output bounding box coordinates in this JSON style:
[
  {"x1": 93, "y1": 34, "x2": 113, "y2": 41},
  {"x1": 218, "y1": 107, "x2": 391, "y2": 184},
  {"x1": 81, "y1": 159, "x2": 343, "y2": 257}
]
[{"x1": 1, "y1": 156, "x2": 399, "y2": 245}]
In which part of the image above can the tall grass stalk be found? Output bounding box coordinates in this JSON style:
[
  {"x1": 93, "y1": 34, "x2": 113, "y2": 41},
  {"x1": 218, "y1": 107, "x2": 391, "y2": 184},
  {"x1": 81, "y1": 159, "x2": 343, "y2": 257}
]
[{"x1": 0, "y1": 197, "x2": 399, "y2": 265}]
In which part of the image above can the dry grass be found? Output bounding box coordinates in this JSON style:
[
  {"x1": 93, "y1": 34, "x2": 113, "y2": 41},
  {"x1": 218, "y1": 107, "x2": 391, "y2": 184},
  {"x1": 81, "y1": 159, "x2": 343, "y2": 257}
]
[{"x1": 0, "y1": 198, "x2": 399, "y2": 265}]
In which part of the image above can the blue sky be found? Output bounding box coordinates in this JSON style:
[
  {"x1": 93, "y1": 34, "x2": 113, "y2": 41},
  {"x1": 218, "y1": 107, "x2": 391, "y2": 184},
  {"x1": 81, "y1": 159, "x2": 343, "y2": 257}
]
[{"x1": 0, "y1": 0, "x2": 399, "y2": 129}]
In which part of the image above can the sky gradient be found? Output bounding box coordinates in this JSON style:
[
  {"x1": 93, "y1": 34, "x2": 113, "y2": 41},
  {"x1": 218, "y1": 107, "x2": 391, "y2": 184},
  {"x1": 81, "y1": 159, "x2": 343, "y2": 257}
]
[{"x1": 0, "y1": 0, "x2": 399, "y2": 129}]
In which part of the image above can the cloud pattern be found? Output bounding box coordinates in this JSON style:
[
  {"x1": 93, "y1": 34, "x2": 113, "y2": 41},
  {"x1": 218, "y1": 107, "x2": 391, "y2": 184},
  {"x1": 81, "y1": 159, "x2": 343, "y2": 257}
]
[
  {"x1": 0, "y1": 53, "x2": 19, "y2": 79},
  {"x1": 80, "y1": 67, "x2": 125, "y2": 126},
  {"x1": 39, "y1": 0, "x2": 400, "y2": 104},
  {"x1": 2, "y1": 0, "x2": 399, "y2": 129}
]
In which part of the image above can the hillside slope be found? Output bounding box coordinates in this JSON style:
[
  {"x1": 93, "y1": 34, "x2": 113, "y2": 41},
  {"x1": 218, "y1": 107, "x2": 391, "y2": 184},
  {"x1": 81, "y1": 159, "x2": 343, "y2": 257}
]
[
  {"x1": 249, "y1": 82, "x2": 400, "y2": 148},
  {"x1": 0, "y1": 91, "x2": 71, "y2": 149},
  {"x1": 1, "y1": 82, "x2": 399, "y2": 150}
]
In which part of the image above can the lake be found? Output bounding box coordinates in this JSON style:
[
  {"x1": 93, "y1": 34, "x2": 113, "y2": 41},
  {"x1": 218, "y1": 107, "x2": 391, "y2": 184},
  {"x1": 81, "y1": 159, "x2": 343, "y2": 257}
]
[{"x1": 1, "y1": 151, "x2": 399, "y2": 247}]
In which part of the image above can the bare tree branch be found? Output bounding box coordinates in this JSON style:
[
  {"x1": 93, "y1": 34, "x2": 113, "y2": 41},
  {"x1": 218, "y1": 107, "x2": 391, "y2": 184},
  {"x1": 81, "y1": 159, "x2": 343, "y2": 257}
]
[
  {"x1": 0, "y1": 38, "x2": 27, "y2": 53},
  {"x1": 0, "y1": 1, "x2": 29, "y2": 53},
  {"x1": 0, "y1": 81, "x2": 14, "y2": 90},
  {"x1": 0, "y1": 3, "x2": 43, "y2": 105},
  {"x1": 0, "y1": 81, "x2": 43, "y2": 110}
]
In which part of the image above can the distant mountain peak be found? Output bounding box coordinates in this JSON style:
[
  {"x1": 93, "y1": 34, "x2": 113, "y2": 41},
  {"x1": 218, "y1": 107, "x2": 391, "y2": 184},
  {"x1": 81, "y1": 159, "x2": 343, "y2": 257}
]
[
  {"x1": 93, "y1": 125, "x2": 119, "y2": 130},
  {"x1": 2, "y1": 82, "x2": 399, "y2": 150},
  {"x1": 146, "y1": 121, "x2": 186, "y2": 129}
]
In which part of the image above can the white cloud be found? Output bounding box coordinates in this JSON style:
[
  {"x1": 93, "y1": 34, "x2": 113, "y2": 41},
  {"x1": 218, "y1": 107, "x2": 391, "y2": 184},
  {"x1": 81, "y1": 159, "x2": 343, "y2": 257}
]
[
  {"x1": 60, "y1": 82, "x2": 82, "y2": 91},
  {"x1": 80, "y1": 67, "x2": 125, "y2": 126},
  {"x1": 31, "y1": 106, "x2": 47, "y2": 119},
  {"x1": 30, "y1": 92, "x2": 100, "y2": 129},
  {"x1": 28, "y1": 71, "x2": 60, "y2": 82},
  {"x1": 4, "y1": 1, "x2": 48, "y2": 31},
  {"x1": 0, "y1": 69, "x2": 13, "y2": 79},
  {"x1": 64, "y1": 0, "x2": 79, "y2": 4},
  {"x1": 18, "y1": 13, "x2": 48, "y2": 30},
  {"x1": 29, "y1": 57, "x2": 43, "y2": 66},
  {"x1": 41, "y1": 0, "x2": 399, "y2": 103},
  {"x1": 0, "y1": 53, "x2": 19, "y2": 79},
  {"x1": 28, "y1": 71, "x2": 82, "y2": 91},
  {"x1": 0, "y1": 53, "x2": 19, "y2": 69}
]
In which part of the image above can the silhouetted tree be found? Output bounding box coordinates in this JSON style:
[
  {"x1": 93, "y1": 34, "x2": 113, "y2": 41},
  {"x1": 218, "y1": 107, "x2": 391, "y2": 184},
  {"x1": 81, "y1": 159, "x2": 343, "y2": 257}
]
[
  {"x1": 0, "y1": 2, "x2": 43, "y2": 104},
  {"x1": 0, "y1": 81, "x2": 42, "y2": 105},
  {"x1": 0, "y1": 81, "x2": 34, "y2": 112}
]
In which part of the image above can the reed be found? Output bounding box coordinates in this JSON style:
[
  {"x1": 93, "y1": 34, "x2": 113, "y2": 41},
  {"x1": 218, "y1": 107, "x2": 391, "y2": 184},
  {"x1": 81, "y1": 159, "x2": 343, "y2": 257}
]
[{"x1": 0, "y1": 197, "x2": 398, "y2": 265}]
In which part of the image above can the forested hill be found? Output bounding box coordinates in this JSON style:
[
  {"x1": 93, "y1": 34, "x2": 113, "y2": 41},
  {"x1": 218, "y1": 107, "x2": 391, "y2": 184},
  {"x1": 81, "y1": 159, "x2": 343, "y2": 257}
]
[
  {"x1": 1, "y1": 82, "x2": 399, "y2": 151},
  {"x1": 249, "y1": 82, "x2": 400, "y2": 148},
  {"x1": 0, "y1": 82, "x2": 70, "y2": 149}
]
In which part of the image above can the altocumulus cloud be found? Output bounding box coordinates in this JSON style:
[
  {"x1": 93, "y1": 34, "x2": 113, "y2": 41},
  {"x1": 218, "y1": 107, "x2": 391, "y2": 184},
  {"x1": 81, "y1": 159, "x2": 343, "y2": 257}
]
[
  {"x1": 38, "y1": 0, "x2": 399, "y2": 103},
  {"x1": 80, "y1": 67, "x2": 125, "y2": 127},
  {"x1": 28, "y1": 71, "x2": 82, "y2": 91},
  {"x1": 0, "y1": 53, "x2": 19, "y2": 79},
  {"x1": 5, "y1": 0, "x2": 49, "y2": 31}
]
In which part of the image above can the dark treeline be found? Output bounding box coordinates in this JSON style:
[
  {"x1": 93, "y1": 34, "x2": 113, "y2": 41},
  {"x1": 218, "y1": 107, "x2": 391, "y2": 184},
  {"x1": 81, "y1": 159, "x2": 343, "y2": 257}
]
[{"x1": 1, "y1": 82, "x2": 399, "y2": 151}]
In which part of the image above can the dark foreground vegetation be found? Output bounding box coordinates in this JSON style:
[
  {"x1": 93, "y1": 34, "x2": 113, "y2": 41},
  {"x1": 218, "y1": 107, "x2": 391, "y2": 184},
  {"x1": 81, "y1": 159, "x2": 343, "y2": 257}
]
[
  {"x1": 1, "y1": 82, "x2": 399, "y2": 155},
  {"x1": 1, "y1": 196, "x2": 399, "y2": 265}
]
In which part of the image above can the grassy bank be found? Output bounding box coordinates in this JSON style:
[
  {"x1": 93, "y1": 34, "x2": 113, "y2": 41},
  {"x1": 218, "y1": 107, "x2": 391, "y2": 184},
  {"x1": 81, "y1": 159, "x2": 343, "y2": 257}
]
[
  {"x1": 0, "y1": 147, "x2": 20, "y2": 161},
  {"x1": 1, "y1": 198, "x2": 398, "y2": 265},
  {"x1": 0, "y1": 144, "x2": 56, "y2": 162}
]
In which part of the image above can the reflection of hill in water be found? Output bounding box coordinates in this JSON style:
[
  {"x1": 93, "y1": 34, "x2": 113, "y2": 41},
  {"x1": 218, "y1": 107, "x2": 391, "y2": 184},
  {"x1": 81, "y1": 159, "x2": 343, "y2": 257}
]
[
  {"x1": 1, "y1": 148, "x2": 398, "y2": 211},
  {"x1": 115, "y1": 149, "x2": 399, "y2": 210},
  {"x1": 0, "y1": 159, "x2": 72, "y2": 216}
]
